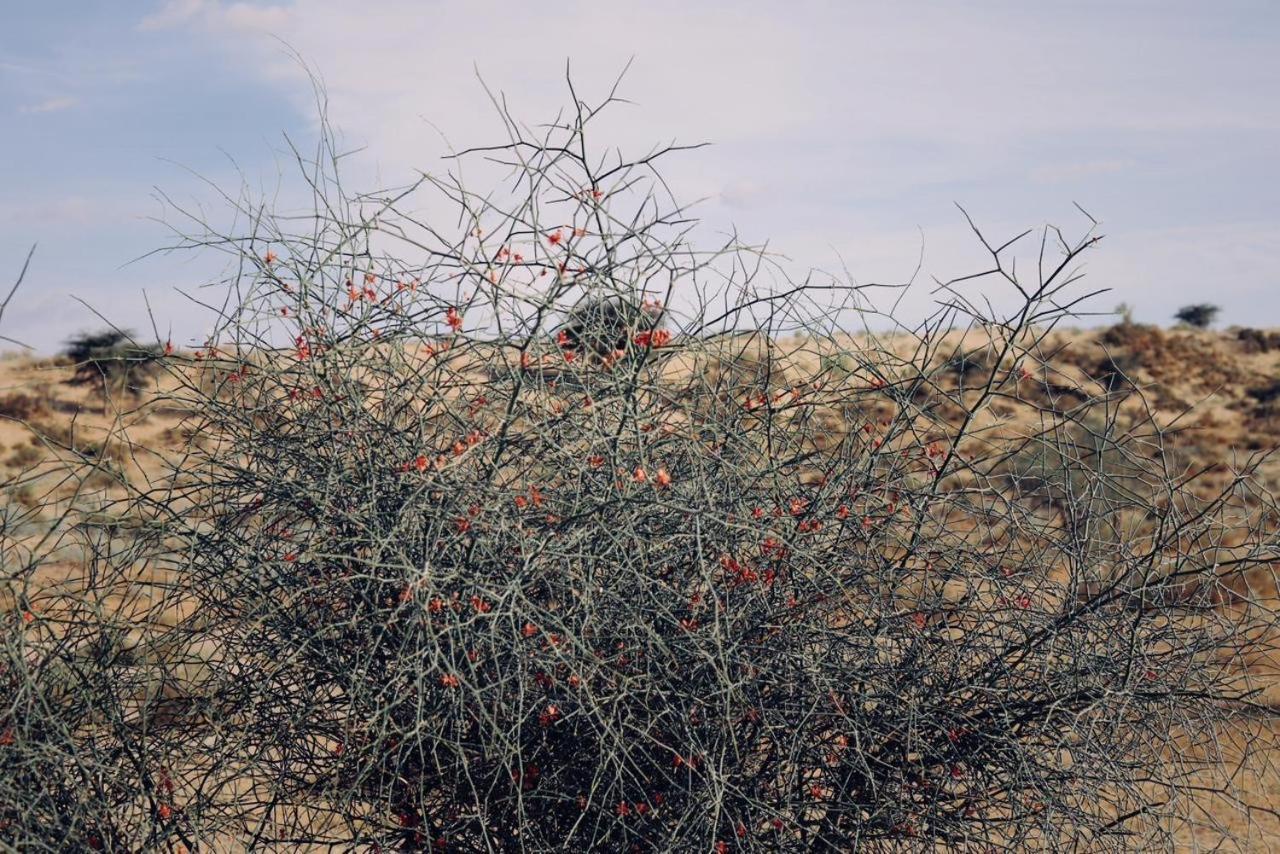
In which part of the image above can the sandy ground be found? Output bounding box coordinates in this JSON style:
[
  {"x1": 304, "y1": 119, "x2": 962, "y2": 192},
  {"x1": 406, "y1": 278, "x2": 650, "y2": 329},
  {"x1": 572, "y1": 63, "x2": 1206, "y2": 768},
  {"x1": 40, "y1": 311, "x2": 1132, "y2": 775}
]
[{"x1": 3, "y1": 323, "x2": 1280, "y2": 850}]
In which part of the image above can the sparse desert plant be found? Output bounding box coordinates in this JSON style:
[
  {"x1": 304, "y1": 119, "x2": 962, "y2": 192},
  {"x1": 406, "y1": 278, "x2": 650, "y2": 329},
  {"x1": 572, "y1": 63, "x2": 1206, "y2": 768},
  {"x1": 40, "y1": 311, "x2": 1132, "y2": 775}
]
[
  {"x1": 0, "y1": 391, "x2": 50, "y2": 422},
  {"x1": 1174, "y1": 303, "x2": 1220, "y2": 329},
  {"x1": 62, "y1": 329, "x2": 163, "y2": 398},
  {"x1": 2, "y1": 86, "x2": 1278, "y2": 854}
]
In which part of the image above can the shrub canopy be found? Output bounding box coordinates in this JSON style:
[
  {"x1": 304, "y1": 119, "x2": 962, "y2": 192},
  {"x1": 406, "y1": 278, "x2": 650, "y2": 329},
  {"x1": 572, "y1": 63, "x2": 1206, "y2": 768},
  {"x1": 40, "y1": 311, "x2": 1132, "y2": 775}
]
[{"x1": 3, "y1": 85, "x2": 1277, "y2": 852}]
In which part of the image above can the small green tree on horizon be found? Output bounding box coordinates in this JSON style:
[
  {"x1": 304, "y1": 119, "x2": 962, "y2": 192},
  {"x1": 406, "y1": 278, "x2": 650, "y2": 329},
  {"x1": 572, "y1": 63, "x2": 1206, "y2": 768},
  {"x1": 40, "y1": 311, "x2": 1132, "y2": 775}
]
[
  {"x1": 1173, "y1": 303, "x2": 1220, "y2": 329},
  {"x1": 62, "y1": 328, "x2": 163, "y2": 397}
]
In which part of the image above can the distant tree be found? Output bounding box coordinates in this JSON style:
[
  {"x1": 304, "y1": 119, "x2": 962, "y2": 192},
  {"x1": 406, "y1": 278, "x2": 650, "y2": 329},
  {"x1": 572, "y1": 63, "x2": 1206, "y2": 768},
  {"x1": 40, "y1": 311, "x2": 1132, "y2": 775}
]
[
  {"x1": 62, "y1": 329, "x2": 163, "y2": 397},
  {"x1": 1114, "y1": 302, "x2": 1135, "y2": 325},
  {"x1": 1173, "y1": 303, "x2": 1220, "y2": 329}
]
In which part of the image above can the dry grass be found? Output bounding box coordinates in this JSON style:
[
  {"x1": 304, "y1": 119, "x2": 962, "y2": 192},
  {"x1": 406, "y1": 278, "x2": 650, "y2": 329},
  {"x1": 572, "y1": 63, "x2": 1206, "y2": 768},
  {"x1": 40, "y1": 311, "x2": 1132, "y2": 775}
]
[{"x1": 4, "y1": 323, "x2": 1280, "y2": 849}]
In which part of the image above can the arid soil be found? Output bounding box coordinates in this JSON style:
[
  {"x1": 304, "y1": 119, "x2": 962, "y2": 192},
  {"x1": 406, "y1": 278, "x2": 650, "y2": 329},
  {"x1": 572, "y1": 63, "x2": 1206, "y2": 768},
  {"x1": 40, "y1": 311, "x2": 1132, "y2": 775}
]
[{"x1": 3, "y1": 322, "x2": 1280, "y2": 850}]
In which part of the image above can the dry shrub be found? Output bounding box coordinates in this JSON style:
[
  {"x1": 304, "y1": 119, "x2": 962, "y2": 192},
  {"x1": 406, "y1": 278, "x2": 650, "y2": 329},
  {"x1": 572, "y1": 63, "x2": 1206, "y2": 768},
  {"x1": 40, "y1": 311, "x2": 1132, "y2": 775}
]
[
  {"x1": 0, "y1": 391, "x2": 50, "y2": 422},
  {"x1": 3, "y1": 85, "x2": 1279, "y2": 853}
]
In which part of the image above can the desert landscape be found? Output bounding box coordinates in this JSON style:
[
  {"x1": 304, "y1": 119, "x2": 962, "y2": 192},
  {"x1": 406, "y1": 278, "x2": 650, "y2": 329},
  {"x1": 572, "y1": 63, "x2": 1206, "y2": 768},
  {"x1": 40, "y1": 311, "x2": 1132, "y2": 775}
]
[
  {"x1": 5, "y1": 4, "x2": 1279, "y2": 850},
  {"x1": 5, "y1": 312, "x2": 1280, "y2": 850}
]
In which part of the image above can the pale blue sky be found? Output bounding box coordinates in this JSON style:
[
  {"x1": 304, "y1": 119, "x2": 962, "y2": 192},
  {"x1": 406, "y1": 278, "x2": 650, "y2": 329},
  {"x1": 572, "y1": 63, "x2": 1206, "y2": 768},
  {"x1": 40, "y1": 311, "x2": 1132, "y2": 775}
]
[{"x1": 3, "y1": 1, "x2": 1278, "y2": 350}]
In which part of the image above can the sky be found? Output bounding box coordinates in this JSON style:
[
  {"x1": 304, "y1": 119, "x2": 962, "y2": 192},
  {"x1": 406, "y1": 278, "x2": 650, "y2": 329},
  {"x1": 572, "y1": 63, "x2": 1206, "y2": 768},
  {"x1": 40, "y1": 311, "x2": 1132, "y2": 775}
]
[{"x1": 2, "y1": 0, "x2": 1278, "y2": 351}]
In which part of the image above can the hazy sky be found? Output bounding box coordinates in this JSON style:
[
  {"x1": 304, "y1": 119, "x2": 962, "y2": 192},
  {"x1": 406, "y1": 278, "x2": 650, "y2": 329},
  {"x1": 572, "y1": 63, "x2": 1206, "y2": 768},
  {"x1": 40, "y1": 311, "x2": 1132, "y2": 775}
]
[{"x1": 2, "y1": 1, "x2": 1278, "y2": 350}]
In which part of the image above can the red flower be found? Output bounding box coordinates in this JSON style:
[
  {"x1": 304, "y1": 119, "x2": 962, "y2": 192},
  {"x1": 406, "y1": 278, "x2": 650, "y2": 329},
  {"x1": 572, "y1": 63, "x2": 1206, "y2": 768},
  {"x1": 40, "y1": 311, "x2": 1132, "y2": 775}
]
[
  {"x1": 911, "y1": 612, "x2": 927, "y2": 630},
  {"x1": 633, "y1": 329, "x2": 671, "y2": 348},
  {"x1": 263, "y1": 250, "x2": 277, "y2": 265},
  {"x1": 414, "y1": 455, "x2": 428, "y2": 472},
  {"x1": 446, "y1": 307, "x2": 463, "y2": 331},
  {"x1": 588, "y1": 455, "x2": 605, "y2": 468},
  {"x1": 513, "y1": 763, "x2": 540, "y2": 791},
  {"x1": 632, "y1": 467, "x2": 648, "y2": 483},
  {"x1": 440, "y1": 673, "x2": 460, "y2": 688},
  {"x1": 654, "y1": 467, "x2": 672, "y2": 488},
  {"x1": 522, "y1": 621, "x2": 538, "y2": 638},
  {"x1": 616, "y1": 801, "x2": 631, "y2": 817},
  {"x1": 157, "y1": 803, "x2": 173, "y2": 821},
  {"x1": 547, "y1": 230, "x2": 563, "y2": 246},
  {"x1": 470, "y1": 596, "x2": 491, "y2": 614}
]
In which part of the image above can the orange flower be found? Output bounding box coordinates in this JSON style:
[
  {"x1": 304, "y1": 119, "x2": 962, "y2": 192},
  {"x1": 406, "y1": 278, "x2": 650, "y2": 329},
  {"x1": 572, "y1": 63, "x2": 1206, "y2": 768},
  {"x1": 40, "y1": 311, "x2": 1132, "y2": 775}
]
[
  {"x1": 588, "y1": 455, "x2": 604, "y2": 468},
  {"x1": 455, "y1": 517, "x2": 472, "y2": 533},
  {"x1": 514, "y1": 495, "x2": 528, "y2": 509},
  {"x1": 440, "y1": 673, "x2": 460, "y2": 688},
  {"x1": 157, "y1": 803, "x2": 173, "y2": 820},
  {"x1": 263, "y1": 250, "x2": 277, "y2": 265},
  {"x1": 632, "y1": 467, "x2": 647, "y2": 483},
  {"x1": 633, "y1": 329, "x2": 671, "y2": 348},
  {"x1": 654, "y1": 467, "x2": 672, "y2": 488},
  {"x1": 163, "y1": 340, "x2": 174, "y2": 356},
  {"x1": 414, "y1": 454, "x2": 428, "y2": 472}
]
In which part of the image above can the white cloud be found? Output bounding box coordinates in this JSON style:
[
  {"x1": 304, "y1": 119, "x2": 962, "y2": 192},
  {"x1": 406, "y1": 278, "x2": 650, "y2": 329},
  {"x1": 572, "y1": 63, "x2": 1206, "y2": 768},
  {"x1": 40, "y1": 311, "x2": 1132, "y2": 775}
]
[
  {"x1": 18, "y1": 96, "x2": 78, "y2": 114},
  {"x1": 1030, "y1": 160, "x2": 1135, "y2": 185},
  {"x1": 138, "y1": 0, "x2": 208, "y2": 30},
  {"x1": 127, "y1": 0, "x2": 1280, "y2": 327},
  {"x1": 140, "y1": 0, "x2": 288, "y2": 33}
]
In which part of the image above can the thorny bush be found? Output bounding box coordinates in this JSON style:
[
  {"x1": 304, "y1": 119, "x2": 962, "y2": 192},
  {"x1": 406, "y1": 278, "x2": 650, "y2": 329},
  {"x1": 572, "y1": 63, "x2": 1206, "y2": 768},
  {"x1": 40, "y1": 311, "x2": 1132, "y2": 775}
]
[{"x1": 3, "y1": 82, "x2": 1279, "y2": 852}]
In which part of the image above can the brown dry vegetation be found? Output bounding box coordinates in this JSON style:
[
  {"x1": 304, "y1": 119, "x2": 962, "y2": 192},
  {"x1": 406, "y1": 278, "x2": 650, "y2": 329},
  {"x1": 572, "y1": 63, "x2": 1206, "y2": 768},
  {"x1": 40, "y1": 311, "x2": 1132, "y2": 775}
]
[{"x1": 4, "y1": 321, "x2": 1280, "y2": 850}]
